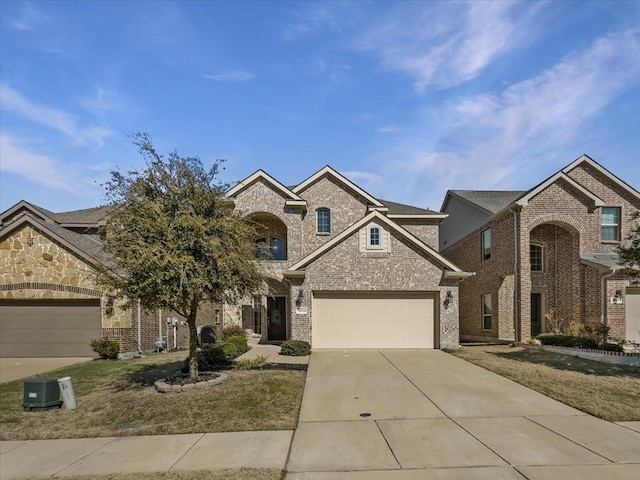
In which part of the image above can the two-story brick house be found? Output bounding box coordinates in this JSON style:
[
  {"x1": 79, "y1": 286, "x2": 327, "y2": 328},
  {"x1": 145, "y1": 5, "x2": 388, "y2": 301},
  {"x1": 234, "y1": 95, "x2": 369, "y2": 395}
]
[
  {"x1": 1, "y1": 165, "x2": 471, "y2": 356},
  {"x1": 439, "y1": 155, "x2": 640, "y2": 344},
  {"x1": 225, "y1": 166, "x2": 471, "y2": 349}
]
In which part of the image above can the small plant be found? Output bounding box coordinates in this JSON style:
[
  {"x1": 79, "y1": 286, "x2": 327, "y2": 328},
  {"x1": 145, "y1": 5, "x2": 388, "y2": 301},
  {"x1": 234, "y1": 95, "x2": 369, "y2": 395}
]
[
  {"x1": 544, "y1": 309, "x2": 566, "y2": 334},
  {"x1": 526, "y1": 337, "x2": 538, "y2": 345},
  {"x1": 280, "y1": 340, "x2": 311, "y2": 356},
  {"x1": 90, "y1": 337, "x2": 120, "y2": 359},
  {"x1": 597, "y1": 342, "x2": 624, "y2": 353},
  {"x1": 222, "y1": 325, "x2": 247, "y2": 340},
  {"x1": 226, "y1": 335, "x2": 250, "y2": 354},
  {"x1": 235, "y1": 355, "x2": 269, "y2": 370}
]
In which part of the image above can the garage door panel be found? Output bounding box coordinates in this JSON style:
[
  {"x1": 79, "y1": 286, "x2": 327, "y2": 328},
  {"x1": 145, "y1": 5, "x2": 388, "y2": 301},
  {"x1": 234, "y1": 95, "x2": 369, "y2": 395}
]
[
  {"x1": 0, "y1": 302, "x2": 101, "y2": 358},
  {"x1": 313, "y1": 292, "x2": 435, "y2": 349}
]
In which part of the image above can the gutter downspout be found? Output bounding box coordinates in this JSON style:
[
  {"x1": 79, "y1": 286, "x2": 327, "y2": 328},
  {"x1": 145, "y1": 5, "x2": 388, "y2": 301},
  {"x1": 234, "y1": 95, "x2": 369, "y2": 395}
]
[{"x1": 510, "y1": 206, "x2": 520, "y2": 342}]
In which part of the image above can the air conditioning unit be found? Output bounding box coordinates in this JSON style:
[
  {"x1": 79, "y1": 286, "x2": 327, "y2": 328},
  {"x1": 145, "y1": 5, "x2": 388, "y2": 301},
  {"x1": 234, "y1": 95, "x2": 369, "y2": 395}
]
[{"x1": 610, "y1": 296, "x2": 623, "y2": 305}]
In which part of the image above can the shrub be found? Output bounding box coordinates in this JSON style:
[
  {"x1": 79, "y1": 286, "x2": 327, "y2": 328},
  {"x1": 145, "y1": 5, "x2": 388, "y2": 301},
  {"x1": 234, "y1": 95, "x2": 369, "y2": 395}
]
[
  {"x1": 221, "y1": 342, "x2": 240, "y2": 360},
  {"x1": 182, "y1": 344, "x2": 228, "y2": 373},
  {"x1": 235, "y1": 355, "x2": 269, "y2": 370},
  {"x1": 90, "y1": 337, "x2": 120, "y2": 359},
  {"x1": 280, "y1": 340, "x2": 311, "y2": 356},
  {"x1": 226, "y1": 335, "x2": 249, "y2": 354},
  {"x1": 537, "y1": 333, "x2": 597, "y2": 349},
  {"x1": 597, "y1": 342, "x2": 623, "y2": 352},
  {"x1": 222, "y1": 325, "x2": 247, "y2": 341}
]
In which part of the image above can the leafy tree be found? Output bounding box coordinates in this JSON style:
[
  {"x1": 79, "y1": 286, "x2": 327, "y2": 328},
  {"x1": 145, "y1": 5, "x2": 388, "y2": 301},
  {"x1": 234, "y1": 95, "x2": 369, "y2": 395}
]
[
  {"x1": 618, "y1": 211, "x2": 640, "y2": 284},
  {"x1": 98, "y1": 133, "x2": 263, "y2": 380}
]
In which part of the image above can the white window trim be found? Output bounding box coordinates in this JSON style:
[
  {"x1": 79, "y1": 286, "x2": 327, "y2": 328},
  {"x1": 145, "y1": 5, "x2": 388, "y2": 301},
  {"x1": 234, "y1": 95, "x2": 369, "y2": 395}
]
[
  {"x1": 601, "y1": 207, "x2": 621, "y2": 242},
  {"x1": 482, "y1": 293, "x2": 492, "y2": 330},
  {"x1": 530, "y1": 243, "x2": 544, "y2": 272},
  {"x1": 367, "y1": 225, "x2": 383, "y2": 250},
  {"x1": 316, "y1": 208, "x2": 331, "y2": 235},
  {"x1": 482, "y1": 228, "x2": 491, "y2": 261}
]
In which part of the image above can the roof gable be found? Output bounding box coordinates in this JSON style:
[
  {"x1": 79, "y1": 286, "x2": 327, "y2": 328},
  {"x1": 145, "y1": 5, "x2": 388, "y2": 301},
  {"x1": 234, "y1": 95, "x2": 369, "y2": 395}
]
[
  {"x1": 0, "y1": 200, "x2": 57, "y2": 227},
  {"x1": 563, "y1": 154, "x2": 640, "y2": 199},
  {"x1": 285, "y1": 210, "x2": 463, "y2": 273},
  {"x1": 292, "y1": 166, "x2": 385, "y2": 208},
  {"x1": 226, "y1": 170, "x2": 306, "y2": 206},
  {"x1": 515, "y1": 171, "x2": 604, "y2": 207},
  {"x1": 0, "y1": 212, "x2": 113, "y2": 269}
]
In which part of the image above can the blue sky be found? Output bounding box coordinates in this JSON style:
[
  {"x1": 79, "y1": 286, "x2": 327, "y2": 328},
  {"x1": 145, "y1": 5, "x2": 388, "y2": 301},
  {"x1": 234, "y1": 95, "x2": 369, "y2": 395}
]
[{"x1": 1, "y1": 0, "x2": 639, "y2": 213}]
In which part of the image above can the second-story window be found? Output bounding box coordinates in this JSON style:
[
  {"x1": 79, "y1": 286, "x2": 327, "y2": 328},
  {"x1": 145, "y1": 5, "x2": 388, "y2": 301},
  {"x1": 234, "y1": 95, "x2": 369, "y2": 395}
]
[
  {"x1": 482, "y1": 228, "x2": 491, "y2": 260},
  {"x1": 370, "y1": 227, "x2": 380, "y2": 246},
  {"x1": 270, "y1": 237, "x2": 285, "y2": 260},
  {"x1": 317, "y1": 208, "x2": 331, "y2": 234},
  {"x1": 601, "y1": 207, "x2": 621, "y2": 242},
  {"x1": 530, "y1": 244, "x2": 543, "y2": 272}
]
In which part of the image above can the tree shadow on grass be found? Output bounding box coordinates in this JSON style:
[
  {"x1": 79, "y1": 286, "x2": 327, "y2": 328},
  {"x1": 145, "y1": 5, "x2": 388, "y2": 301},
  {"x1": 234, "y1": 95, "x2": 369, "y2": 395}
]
[{"x1": 484, "y1": 347, "x2": 640, "y2": 380}]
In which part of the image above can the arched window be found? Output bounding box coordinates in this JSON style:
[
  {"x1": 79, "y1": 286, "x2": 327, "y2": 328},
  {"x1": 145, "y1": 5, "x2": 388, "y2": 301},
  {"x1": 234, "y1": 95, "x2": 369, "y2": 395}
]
[{"x1": 317, "y1": 208, "x2": 331, "y2": 234}]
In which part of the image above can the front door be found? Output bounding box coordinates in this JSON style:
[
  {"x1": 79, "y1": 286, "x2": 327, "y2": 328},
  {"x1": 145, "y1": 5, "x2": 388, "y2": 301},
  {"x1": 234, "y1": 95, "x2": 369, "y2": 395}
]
[
  {"x1": 267, "y1": 296, "x2": 287, "y2": 341},
  {"x1": 531, "y1": 293, "x2": 542, "y2": 337}
]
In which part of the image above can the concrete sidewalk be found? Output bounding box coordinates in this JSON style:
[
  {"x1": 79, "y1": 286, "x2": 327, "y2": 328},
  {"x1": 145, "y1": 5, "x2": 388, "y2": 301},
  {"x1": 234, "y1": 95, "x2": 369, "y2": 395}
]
[{"x1": 1, "y1": 431, "x2": 292, "y2": 479}]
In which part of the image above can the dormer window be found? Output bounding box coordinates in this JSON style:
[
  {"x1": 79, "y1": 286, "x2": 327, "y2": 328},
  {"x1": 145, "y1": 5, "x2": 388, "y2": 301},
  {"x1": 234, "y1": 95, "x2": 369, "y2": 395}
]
[{"x1": 317, "y1": 208, "x2": 331, "y2": 234}]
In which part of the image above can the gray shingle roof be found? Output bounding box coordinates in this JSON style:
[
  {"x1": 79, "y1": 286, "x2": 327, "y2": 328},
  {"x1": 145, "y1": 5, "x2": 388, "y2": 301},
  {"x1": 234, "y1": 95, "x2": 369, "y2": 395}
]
[
  {"x1": 580, "y1": 252, "x2": 622, "y2": 272},
  {"x1": 450, "y1": 190, "x2": 527, "y2": 214},
  {"x1": 52, "y1": 205, "x2": 112, "y2": 225},
  {"x1": 380, "y1": 199, "x2": 442, "y2": 215}
]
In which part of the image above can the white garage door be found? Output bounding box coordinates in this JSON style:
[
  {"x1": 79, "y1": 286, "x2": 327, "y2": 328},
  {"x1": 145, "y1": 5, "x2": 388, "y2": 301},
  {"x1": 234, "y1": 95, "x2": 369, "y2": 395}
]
[
  {"x1": 0, "y1": 299, "x2": 101, "y2": 357},
  {"x1": 626, "y1": 287, "x2": 640, "y2": 344},
  {"x1": 312, "y1": 292, "x2": 435, "y2": 349}
]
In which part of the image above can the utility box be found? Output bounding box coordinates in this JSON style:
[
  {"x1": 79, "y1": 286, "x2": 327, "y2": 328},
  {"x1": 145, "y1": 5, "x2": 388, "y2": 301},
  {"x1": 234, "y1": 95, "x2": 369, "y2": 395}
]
[{"x1": 22, "y1": 379, "x2": 63, "y2": 411}]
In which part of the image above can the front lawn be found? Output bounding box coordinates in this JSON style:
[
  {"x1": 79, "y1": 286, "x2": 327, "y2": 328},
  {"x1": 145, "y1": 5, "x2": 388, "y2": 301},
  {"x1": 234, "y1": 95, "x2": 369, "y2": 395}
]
[
  {"x1": 450, "y1": 344, "x2": 640, "y2": 422},
  {"x1": 0, "y1": 351, "x2": 306, "y2": 441}
]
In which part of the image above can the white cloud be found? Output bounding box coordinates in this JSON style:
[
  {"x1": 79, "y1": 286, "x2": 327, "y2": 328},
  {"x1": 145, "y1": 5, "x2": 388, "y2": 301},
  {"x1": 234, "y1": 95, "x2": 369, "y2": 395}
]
[
  {"x1": 0, "y1": 133, "x2": 75, "y2": 192},
  {"x1": 374, "y1": 28, "x2": 640, "y2": 207},
  {"x1": 202, "y1": 69, "x2": 255, "y2": 82},
  {"x1": 0, "y1": 83, "x2": 113, "y2": 146},
  {"x1": 342, "y1": 170, "x2": 383, "y2": 193},
  {"x1": 354, "y1": 1, "x2": 538, "y2": 91}
]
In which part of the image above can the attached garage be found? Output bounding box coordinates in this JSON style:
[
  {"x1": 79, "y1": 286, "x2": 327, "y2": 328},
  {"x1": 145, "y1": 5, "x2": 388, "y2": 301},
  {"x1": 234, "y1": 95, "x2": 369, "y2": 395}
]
[
  {"x1": 0, "y1": 299, "x2": 101, "y2": 357},
  {"x1": 312, "y1": 292, "x2": 436, "y2": 349},
  {"x1": 626, "y1": 287, "x2": 640, "y2": 344}
]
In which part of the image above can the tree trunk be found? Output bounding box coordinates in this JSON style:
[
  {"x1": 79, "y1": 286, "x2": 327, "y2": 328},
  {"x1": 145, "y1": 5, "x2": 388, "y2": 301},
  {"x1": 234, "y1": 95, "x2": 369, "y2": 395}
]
[{"x1": 187, "y1": 308, "x2": 199, "y2": 381}]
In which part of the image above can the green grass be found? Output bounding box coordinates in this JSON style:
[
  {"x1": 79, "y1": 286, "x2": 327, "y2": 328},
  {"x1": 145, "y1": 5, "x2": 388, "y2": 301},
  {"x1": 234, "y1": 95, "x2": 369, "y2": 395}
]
[
  {"x1": 0, "y1": 351, "x2": 306, "y2": 440},
  {"x1": 450, "y1": 344, "x2": 640, "y2": 422}
]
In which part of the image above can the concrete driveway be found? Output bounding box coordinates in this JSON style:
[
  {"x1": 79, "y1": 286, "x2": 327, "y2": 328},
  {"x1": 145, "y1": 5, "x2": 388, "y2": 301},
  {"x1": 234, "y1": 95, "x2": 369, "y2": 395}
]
[
  {"x1": 286, "y1": 349, "x2": 640, "y2": 479},
  {"x1": 0, "y1": 358, "x2": 93, "y2": 384}
]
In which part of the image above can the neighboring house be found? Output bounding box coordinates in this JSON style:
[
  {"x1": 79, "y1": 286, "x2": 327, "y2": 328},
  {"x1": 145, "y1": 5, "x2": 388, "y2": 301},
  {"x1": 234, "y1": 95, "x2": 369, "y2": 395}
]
[
  {"x1": 439, "y1": 155, "x2": 640, "y2": 344},
  {"x1": 0, "y1": 201, "x2": 215, "y2": 357},
  {"x1": 225, "y1": 166, "x2": 471, "y2": 349}
]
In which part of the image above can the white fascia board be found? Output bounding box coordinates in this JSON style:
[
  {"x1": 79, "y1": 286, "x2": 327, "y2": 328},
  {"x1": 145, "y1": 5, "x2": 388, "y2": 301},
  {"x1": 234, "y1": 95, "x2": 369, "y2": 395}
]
[
  {"x1": 292, "y1": 166, "x2": 385, "y2": 207},
  {"x1": 284, "y1": 200, "x2": 308, "y2": 208},
  {"x1": 282, "y1": 269, "x2": 306, "y2": 279},
  {"x1": 444, "y1": 271, "x2": 476, "y2": 281},
  {"x1": 288, "y1": 210, "x2": 463, "y2": 272},
  {"x1": 226, "y1": 170, "x2": 304, "y2": 201},
  {"x1": 368, "y1": 206, "x2": 389, "y2": 213},
  {"x1": 516, "y1": 172, "x2": 604, "y2": 207},
  {"x1": 563, "y1": 155, "x2": 640, "y2": 200}
]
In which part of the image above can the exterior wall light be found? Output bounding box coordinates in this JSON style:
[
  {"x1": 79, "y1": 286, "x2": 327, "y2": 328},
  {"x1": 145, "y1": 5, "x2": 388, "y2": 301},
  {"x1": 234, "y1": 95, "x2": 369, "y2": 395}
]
[
  {"x1": 105, "y1": 297, "x2": 114, "y2": 317},
  {"x1": 296, "y1": 290, "x2": 304, "y2": 308},
  {"x1": 443, "y1": 290, "x2": 454, "y2": 310}
]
